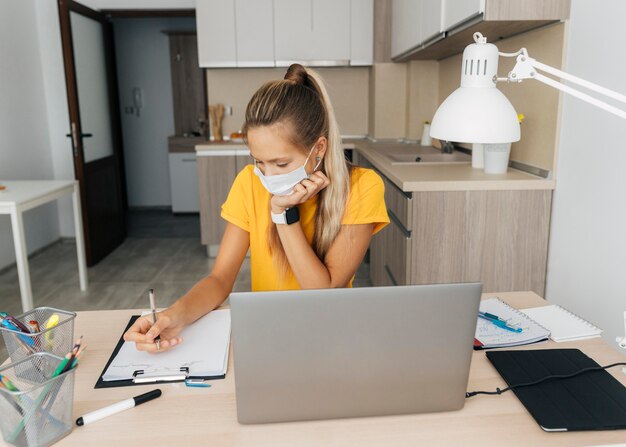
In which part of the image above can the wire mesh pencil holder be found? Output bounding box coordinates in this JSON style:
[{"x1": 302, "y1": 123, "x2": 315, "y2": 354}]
[
  {"x1": 1, "y1": 308, "x2": 76, "y2": 365},
  {"x1": 0, "y1": 352, "x2": 76, "y2": 447}
]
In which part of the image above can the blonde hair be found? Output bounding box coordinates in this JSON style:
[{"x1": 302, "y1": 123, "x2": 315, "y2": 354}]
[{"x1": 242, "y1": 64, "x2": 351, "y2": 279}]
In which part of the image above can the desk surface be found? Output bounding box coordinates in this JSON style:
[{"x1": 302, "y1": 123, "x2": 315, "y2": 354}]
[
  {"x1": 0, "y1": 180, "x2": 75, "y2": 206},
  {"x1": 9, "y1": 291, "x2": 625, "y2": 447}
]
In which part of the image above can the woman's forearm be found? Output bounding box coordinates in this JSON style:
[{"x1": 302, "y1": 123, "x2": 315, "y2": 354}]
[
  {"x1": 168, "y1": 275, "x2": 230, "y2": 326},
  {"x1": 276, "y1": 222, "x2": 332, "y2": 288}
]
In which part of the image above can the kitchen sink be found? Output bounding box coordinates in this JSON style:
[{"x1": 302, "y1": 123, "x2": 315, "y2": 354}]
[{"x1": 386, "y1": 151, "x2": 471, "y2": 164}]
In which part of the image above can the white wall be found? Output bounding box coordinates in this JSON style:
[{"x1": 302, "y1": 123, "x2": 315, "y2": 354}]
[
  {"x1": 35, "y1": 1, "x2": 76, "y2": 239},
  {"x1": 0, "y1": 0, "x2": 66, "y2": 271},
  {"x1": 113, "y1": 17, "x2": 195, "y2": 207},
  {"x1": 546, "y1": 0, "x2": 626, "y2": 351}
]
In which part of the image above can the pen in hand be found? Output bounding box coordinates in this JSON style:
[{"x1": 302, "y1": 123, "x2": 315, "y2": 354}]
[{"x1": 148, "y1": 289, "x2": 161, "y2": 351}]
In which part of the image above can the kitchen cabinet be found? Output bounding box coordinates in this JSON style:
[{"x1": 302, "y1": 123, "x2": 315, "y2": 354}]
[
  {"x1": 169, "y1": 153, "x2": 200, "y2": 213},
  {"x1": 421, "y1": 0, "x2": 444, "y2": 44},
  {"x1": 391, "y1": 0, "x2": 421, "y2": 59},
  {"x1": 196, "y1": 0, "x2": 373, "y2": 67},
  {"x1": 442, "y1": 0, "x2": 483, "y2": 31},
  {"x1": 391, "y1": 0, "x2": 444, "y2": 59},
  {"x1": 235, "y1": 0, "x2": 275, "y2": 67},
  {"x1": 198, "y1": 150, "x2": 251, "y2": 256},
  {"x1": 350, "y1": 0, "x2": 374, "y2": 66},
  {"x1": 196, "y1": 0, "x2": 237, "y2": 67},
  {"x1": 355, "y1": 149, "x2": 552, "y2": 295},
  {"x1": 274, "y1": 0, "x2": 351, "y2": 65},
  {"x1": 391, "y1": 0, "x2": 570, "y2": 61}
]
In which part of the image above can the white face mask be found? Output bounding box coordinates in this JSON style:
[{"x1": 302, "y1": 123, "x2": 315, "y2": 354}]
[{"x1": 253, "y1": 145, "x2": 322, "y2": 196}]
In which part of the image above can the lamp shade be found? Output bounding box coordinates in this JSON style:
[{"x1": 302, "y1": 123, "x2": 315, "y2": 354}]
[{"x1": 429, "y1": 33, "x2": 520, "y2": 144}]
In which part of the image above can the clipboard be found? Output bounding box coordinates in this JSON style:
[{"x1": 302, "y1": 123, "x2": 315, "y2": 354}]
[{"x1": 95, "y1": 315, "x2": 227, "y2": 389}]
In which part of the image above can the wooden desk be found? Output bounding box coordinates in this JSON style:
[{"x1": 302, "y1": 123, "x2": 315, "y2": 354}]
[
  {"x1": 0, "y1": 180, "x2": 88, "y2": 312},
  {"x1": 10, "y1": 291, "x2": 625, "y2": 447}
]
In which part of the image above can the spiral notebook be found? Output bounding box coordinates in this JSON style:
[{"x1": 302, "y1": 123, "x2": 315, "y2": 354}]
[
  {"x1": 520, "y1": 305, "x2": 603, "y2": 342},
  {"x1": 474, "y1": 298, "x2": 551, "y2": 349}
]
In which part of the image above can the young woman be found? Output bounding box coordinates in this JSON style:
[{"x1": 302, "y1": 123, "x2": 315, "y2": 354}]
[{"x1": 124, "y1": 64, "x2": 389, "y2": 352}]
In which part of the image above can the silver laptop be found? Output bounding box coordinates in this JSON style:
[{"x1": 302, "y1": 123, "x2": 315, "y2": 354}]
[{"x1": 229, "y1": 283, "x2": 482, "y2": 424}]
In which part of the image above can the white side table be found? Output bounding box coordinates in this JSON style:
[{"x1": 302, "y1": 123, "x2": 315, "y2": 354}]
[{"x1": 0, "y1": 180, "x2": 88, "y2": 312}]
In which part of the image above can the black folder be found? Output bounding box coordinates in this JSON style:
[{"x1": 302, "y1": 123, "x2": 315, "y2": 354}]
[
  {"x1": 486, "y1": 349, "x2": 626, "y2": 431},
  {"x1": 95, "y1": 315, "x2": 226, "y2": 389}
]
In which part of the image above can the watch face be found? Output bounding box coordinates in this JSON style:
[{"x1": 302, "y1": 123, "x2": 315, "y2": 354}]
[{"x1": 285, "y1": 207, "x2": 299, "y2": 225}]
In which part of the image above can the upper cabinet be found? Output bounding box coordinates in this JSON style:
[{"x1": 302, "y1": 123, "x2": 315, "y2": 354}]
[
  {"x1": 392, "y1": 0, "x2": 445, "y2": 59},
  {"x1": 442, "y1": 0, "x2": 483, "y2": 31},
  {"x1": 391, "y1": 0, "x2": 570, "y2": 61},
  {"x1": 196, "y1": 0, "x2": 237, "y2": 67},
  {"x1": 235, "y1": 0, "x2": 275, "y2": 67},
  {"x1": 196, "y1": 0, "x2": 373, "y2": 68}
]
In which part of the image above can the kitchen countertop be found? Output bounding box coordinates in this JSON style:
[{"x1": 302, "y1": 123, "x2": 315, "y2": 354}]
[
  {"x1": 195, "y1": 139, "x2": 249, "y2": 156},
  {"x1": 194, "y1": 137, "x2": 555, "y2": 192},
  {"x1": 168, "y1": 136, "x2": 209, "y2": 153},
  {"x1": 345, "y1": 138, "x2": 556, "y2": 192}
]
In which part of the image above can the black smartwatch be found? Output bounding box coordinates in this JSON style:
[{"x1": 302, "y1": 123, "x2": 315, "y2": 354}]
[{"x1": 271, "y1": 207, "x2": 300, "y2": 225}]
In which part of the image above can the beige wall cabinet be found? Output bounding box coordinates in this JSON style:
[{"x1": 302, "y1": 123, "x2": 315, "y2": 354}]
[
  {"x1": 196, "y1": 0, "x2": 373, "y2": 68},
  {"x1": 391, "y1": 0, "x2": 570, "y2": 61},
  {"x1": 198, "y1": 152, "x2": 251, "y2": 255},
  {"x1": 357, "y1": 150, "x2": 552, "y2": 295}
]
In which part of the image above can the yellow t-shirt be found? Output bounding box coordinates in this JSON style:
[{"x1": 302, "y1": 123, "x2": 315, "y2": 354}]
[{"x1": 221, "y1": 165, "x2": 389, "y2": 291}]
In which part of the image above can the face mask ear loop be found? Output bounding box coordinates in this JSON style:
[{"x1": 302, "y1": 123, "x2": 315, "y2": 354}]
[{"x1": 306, "y1": 144, "x2": 323, "y2": 175}]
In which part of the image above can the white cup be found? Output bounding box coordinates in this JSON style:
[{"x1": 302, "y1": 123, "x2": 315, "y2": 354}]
[
  {"x1": 420, "y1": 123, "x2": 432, "y2": 146},
  {"x1": 483, "y1": 143, "x2": 512, "y2": 174},
  {"x1": 471, "y1": 143, "x2": 484, "y2": 169}
]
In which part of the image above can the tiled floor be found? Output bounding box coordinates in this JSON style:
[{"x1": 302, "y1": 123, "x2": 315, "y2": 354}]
[{"x1": 0, "y1": 210, "x2": 371, "y2": 361}]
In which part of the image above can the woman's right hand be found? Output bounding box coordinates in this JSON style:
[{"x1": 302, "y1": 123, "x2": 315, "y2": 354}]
[{"x1": 123, "y1": 309, "x2": 185, "y2": 353}]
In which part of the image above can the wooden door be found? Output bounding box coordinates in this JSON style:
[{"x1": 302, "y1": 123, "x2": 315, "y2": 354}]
[{"x1": 58, "y1": 0, "x2": 126, "y2": 266}]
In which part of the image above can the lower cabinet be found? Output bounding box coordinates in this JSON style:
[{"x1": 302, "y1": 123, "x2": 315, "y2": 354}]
[
  {"x1": 169, "y1": 153, "x2": 200, "y2": 213},
  {"x1": 198, "y1": 152, "x2": 251, "y2": 255},
  {"x1": 359, "y1": 151, "x2": 552, "y2": 296}
]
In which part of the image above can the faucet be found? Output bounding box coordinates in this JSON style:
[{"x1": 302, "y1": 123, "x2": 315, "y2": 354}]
[{"x1": 441, "y1": 140, "x2": 455, "y2": 154}]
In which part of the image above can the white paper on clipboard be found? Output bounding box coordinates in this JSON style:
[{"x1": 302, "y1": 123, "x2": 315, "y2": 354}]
[{"x1": 102, "y1": 309, "x2": 231, "y2": 381}]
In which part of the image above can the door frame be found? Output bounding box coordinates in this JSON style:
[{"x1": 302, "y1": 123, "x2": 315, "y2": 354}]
[{"x1": 58, "y1": 0, "x2": 127, "y2": 265}]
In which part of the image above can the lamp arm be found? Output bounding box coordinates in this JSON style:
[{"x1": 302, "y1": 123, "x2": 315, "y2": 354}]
[{"x1": 503, "y1": 54, "x2": 626, "y2": 120}]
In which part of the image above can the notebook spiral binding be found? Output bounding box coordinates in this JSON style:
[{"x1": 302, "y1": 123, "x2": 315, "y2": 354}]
[
  {"x1": 554, "y1": 305, "x2": 601, "y2": 331},
  {"x1": 498, "y1": 299, "x2": 551, "y2": 333}
]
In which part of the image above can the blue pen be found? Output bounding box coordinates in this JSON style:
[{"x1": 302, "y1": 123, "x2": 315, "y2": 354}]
[
  {"x1": 0, "y1": 318, "x2": 35, "y2": 347},
  {"x1": 478, "y1": 313, "x2": 523, "y2": 333}
]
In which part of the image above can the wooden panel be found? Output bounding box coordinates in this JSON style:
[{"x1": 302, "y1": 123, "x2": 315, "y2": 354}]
[
  {"x1": 484, "y1": 0, "x2": 571, "y2": 21},
  {"x1": 384, "y1": 212, "x2": 411, "y2": 285},
  {"x1": 169, "y1": 34, "x2": 206, "y2": 135},
  {"x1": 383, "y1": 176, "x2": 412, "y2": 231},
  {"x1": 369, "y1": 223, "x2": 392, "y2": 287},
  {"x1": 235, "y1": 154, "x2": 252, "y2": 172},
  {"x1": 198, "y1": 156, "x2": 237, "y2": 246},
  {"x1": 466, "y1": 190, "x2": 552, "y2": 295},
  {"x1": 411, "y1": 191, "x2": 468, "y2": 284},
  {"x1": 373, "y1": 0, "x2": 392, "y2": 63}
]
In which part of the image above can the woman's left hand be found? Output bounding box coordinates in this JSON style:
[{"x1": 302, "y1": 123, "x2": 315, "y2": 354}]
[{"x1": 270, "y1": 171, "x2": 330, "y2": 213}]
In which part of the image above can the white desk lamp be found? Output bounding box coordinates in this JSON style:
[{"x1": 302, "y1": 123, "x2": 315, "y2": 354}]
[
  {"x1": 430, "y1": 32, "x2": 626, "y2": 363},
  {"x1": 430, "y1": 32, "x2": 626, "y2": 145}
]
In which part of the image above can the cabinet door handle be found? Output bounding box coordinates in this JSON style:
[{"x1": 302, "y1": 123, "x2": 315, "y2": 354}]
[
  {"x1": 384, "y1": 264, "x2": 398, "y2": 286},
  {"x1": 388, "y1": 210, "x2": 411, "y2": 238},
  {"x1": 181, "y1": 158, "x2": 196, "y2": 162}
]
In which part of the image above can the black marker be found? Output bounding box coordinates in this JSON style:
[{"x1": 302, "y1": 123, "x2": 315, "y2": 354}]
[{"x1": 76, "y1": 389, "x2": 161, "y2": 426}]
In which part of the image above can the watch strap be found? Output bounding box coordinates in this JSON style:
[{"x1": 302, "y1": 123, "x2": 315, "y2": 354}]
[{"x1": 271, "y1": 207, "x2": 299, "y2": 225}]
